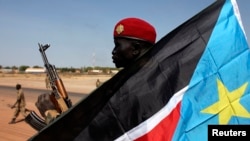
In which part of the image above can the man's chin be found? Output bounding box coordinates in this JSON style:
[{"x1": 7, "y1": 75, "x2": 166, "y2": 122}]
[
  {"x1": 115, "y1": 64, "x2": 121, "y2": 68},
  {"x1": 114, "y1": 63, "x2": 122, "y2": 68}
]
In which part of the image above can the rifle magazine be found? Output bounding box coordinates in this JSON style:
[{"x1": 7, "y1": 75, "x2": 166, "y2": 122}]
[{"x1": 25, "y1": 111, "x2": 47, "y2": 131}]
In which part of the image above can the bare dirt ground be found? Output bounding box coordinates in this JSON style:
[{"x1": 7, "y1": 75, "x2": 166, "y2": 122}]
[{"x1": 0, "y1": 73, "x2": 111, "y2": 141}]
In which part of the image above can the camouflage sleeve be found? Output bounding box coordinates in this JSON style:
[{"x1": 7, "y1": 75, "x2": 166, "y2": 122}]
[{"x1": 44, "y1": 109, "x2": 60, "y2": 124}]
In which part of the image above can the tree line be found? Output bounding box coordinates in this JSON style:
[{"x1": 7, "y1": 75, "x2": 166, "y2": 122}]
[{"x1": 0, "y1": 65, "x2": 120, "y2": 74}]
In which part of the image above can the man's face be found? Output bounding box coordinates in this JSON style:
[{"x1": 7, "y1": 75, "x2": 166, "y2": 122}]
[{"x1": 112, "y1": 38, "x2": 136, "y2": 68}]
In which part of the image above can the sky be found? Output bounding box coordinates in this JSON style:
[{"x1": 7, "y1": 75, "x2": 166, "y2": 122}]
[{"x1": 0, "y1": 0, "x2": 249, "y2": 68}]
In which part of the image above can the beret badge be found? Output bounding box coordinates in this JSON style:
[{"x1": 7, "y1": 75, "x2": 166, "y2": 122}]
[{"x1": 116, "y1": 24, "x2": 124, "y2": 34}]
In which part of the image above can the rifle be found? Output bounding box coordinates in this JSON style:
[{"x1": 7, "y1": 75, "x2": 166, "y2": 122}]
[{"x1": 25, "y1": 43, "x2": 72, "y2": 131}]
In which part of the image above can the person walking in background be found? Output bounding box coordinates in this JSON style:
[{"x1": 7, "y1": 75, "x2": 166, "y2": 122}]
[
  {"x1": 95, "y1": 79, "x2": 102, "y2": 87},
  {"x1": 9, "y1": 84, "x2": 29, "y2": 124},
  {"x1": 45, "y1": 73, "x2": 51, "y2": 89}
]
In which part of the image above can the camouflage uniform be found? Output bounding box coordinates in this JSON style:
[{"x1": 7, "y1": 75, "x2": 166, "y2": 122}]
[
  {"x1": 96, "y1": 79, "x2": 103, "y2": 87},
  {"x1": 9, "y1": 85, "x2": 28, "y2": 124},
  {"x1": 45, "y1": 74, "x2": 51, "y2": 89}
]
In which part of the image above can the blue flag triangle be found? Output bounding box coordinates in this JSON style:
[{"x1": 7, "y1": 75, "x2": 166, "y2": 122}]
[{"x1": 174, "y1": 0, "x2": 250, "y2": 140}]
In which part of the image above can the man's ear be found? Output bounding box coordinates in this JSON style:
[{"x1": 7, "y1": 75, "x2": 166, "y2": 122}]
[{"x1": 132, "y1": 42, "x2": 141, "y2": 56}]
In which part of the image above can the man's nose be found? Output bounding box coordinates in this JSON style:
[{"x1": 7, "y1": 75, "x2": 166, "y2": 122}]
[{"x1": 112, "y1": 48, "x2": 116, "y2": 55}]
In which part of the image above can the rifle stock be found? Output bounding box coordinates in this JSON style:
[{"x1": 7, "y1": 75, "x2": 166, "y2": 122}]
[
  {"x1": 54, "y1": 78, "x2": 72, "y2": 109},
  {"x1": 25, "y1": 43, "x2": 72, "y2": 131}
]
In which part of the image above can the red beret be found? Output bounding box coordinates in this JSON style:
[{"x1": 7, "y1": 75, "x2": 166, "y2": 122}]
[{"x1": 113, "y1": 17, "x2": 156, "y2": 44}]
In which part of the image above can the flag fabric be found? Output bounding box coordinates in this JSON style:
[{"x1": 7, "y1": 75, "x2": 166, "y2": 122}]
[
  {"x1": 29, "y1": 0, "x2": 250, "y2": 140},
  {"x1": 117, "y1": 0, "x2": 250, "y2": 140}
]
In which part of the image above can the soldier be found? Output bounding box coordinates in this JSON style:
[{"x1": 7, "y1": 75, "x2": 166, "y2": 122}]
[
  {"x1": 96, "y1": 79, "x2": 101, "y2": 87},
  {"x1": 45, "y1": 73, "x2": 51, "y2": 89},
  {"x1": 9, "y1": 84, "x2": 29, "y2": 124},
  {"x1": 34, "y1": 17, "x2": 157, "y2": 140}
]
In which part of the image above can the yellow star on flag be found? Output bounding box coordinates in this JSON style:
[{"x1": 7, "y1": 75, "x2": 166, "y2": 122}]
[{"x1": 201, "y1": 78, "x2": 250, "y2": 124}]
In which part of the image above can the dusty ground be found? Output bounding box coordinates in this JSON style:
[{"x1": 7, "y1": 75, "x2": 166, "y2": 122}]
[{"x1": 0, "y1": 73, "x2": 111, "y2": 141}]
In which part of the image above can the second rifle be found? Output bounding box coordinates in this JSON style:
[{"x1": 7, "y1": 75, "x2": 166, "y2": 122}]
[
  {"x1": 39, "y1": 43, "x2": 72, "y2": 112},
  {"x1": 25, "y1": 43, "x2": 72, "y2": 131}
]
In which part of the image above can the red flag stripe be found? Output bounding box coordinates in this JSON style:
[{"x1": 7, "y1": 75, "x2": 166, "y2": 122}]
[
  {"x1": 135, "y1": 102, "x2": 181, "y2": 141},
  {"x1": 115, "y1": 87, "x2": 187, "y2": 141}
]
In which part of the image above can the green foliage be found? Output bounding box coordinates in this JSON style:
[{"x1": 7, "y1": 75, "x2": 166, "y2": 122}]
[
  {"x1": 59, "y1": 67, "x2": 76, "y2": 73},
  {"x1": 19, "y1": 65, "x2": 30, "y2": 72},
  {"x1": 4, "y1": 66, "x2": 11, "y2": 69},
  {"x1": 12, "y1": 66, "x2": 18, "y2": 70},
  {"x1": 0, "y1": 65, "x2": 119, "y2": 74},
  {"x1": 33, "y1": 65, "x2": 43, "y2": 68}
]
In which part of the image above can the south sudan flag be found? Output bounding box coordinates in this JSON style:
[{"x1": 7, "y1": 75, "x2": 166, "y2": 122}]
[{"x1": 29, "y1": 0, "x2": 250, "y2": 140}]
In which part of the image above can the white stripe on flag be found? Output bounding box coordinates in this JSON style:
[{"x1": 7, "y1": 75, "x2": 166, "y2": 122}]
[
  {"x1": 232, "y1": 0, "x2": 247, "y2": 38},
  {"x1": 115, "y1": 86, "x2": 188, "y2": 141}
]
